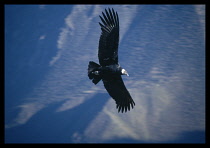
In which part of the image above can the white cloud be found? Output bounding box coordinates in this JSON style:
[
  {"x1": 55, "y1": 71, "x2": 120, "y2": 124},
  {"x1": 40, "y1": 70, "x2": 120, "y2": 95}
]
[
  {"x1": 6, "y1": 102, "x2": 45, "y2": 128},
  {"x1": 194, "y1": 5, "x2": 205, "y2": 39},
  {"x1": 49, "y1": 5, "x2": 102, "y2": 67},
  {"x1": 39, "y1": 35, "x2": 46, "y2": 40},
  {"x1": 117, "y1": 5, "x2": 138, "y2": 43},
  {"x1": 55, "y1": 98, "x2": 85, "y2": 112},
  {"x1": 49, "y1": 28, "x2": 69, "y2": 66},
  {"x1": 195, "y1": 5, "x2": 205, "y2": 18}
]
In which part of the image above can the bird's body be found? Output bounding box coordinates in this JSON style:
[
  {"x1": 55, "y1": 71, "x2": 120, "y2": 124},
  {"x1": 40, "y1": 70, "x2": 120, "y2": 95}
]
[
  {"x1": 100, "y1": 64, "x2": 122, "y2": 76},
  {"x1": 88, "y1": 8, "x2": 135, "y2": 113}
]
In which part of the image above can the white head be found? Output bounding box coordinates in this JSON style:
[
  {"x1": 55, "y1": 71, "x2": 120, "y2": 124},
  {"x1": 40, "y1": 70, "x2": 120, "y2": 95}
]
[{"x1": 121, "y1": 69, "x2": 129, "y2": 76}]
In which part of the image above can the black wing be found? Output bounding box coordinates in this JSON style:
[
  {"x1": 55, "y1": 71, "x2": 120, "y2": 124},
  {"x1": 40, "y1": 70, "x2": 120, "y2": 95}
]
[
  {"x1": 98, "y1": 8, "x2": 119, "y2": 66},
  {"x1": 102, "y1": 75, "x2": 135, "y2": 113}
]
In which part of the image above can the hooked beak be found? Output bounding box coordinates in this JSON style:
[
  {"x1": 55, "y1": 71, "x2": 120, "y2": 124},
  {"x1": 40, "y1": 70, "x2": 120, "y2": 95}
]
[
  {"x1": 122, "y1": 69, "x2": 129, "y2": 76},
  {"x1": 125, "y1": 71, "x2": 129, "y2": 76}
]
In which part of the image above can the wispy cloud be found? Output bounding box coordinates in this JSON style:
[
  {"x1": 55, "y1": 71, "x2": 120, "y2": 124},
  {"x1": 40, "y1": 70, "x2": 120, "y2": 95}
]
[
  {"x1": 49, "y1": 28, "x2": 69, "y2": 66},
  {"x1": 39, "y1": 34, "x2": 46, "y2": 40},
  {"x1": 194, "y1": 5, "x2": 205, "y2": 39},
  {"x1": 117, "y1": 5, "x2": 138, "y2": 43},
  {"x1": 6, "y1": 102, "x2": 45, "y2": 128},
  {"x1": 49, "y1": 5, "x2": 102, "y2": 67},
  {"x1": 194, "y1": 5, "x2": 205, "y2": 23}
]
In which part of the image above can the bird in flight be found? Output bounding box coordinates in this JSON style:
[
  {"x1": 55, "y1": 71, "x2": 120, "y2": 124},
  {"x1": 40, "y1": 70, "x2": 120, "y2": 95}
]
[{"x1": 88, "y1": 8, "x2": 135, "y2": 113}]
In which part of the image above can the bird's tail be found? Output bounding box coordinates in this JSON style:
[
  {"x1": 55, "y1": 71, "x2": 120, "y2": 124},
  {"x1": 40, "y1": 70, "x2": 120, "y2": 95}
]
[{"x1": 88, "y1": 61, "x2": 102, "y2": 85}]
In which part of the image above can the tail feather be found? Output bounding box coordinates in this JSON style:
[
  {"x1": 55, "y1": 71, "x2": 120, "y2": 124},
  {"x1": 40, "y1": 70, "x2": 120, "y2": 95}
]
[{"x1": 88, "y1": 61, "x2": 102, "y2": 85}]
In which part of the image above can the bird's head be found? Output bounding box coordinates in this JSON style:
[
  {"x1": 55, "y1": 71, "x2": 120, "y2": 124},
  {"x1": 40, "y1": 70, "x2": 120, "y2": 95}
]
[{"x1": 121, "y1": 69, "x2": 129, "y2": 76}]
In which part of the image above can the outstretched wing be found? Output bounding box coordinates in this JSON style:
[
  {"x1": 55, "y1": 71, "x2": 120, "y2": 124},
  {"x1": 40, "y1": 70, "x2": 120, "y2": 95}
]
[
  {"x1": 102, "y1": 75, "x2": 135, "y2": 113},
  {"x1": 98, "y1": 8, "x2": 119, "y2": 66}
]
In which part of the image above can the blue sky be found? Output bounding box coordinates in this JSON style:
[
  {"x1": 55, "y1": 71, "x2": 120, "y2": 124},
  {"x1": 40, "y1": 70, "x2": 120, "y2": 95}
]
[{"x1": 5, "y1": 5, "x2": 205, "y2": 143}]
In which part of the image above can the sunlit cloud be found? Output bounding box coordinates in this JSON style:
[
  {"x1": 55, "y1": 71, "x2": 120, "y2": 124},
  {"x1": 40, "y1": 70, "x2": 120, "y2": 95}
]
[{"x1": 6, "y1": 102, "x2": 45, "y2": 128}]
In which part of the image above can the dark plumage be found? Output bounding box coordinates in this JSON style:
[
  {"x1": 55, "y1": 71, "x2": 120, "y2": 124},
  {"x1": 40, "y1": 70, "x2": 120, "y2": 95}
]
[{"x1": 88, "y1": 8, "x2": 135, "y2": 113}]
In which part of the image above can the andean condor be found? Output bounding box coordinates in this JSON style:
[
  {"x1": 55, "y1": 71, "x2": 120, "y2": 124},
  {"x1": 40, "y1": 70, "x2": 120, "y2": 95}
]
[{"x1": 88, "y1": 8, "x2": 135, "y2": 113}]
